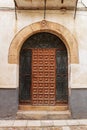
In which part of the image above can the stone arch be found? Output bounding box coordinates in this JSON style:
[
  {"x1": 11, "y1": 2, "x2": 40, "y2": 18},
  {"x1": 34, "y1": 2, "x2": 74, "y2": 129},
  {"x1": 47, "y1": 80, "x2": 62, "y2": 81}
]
[{"x1": 8, "y1": 20, "x2": 79, "y2": 64}]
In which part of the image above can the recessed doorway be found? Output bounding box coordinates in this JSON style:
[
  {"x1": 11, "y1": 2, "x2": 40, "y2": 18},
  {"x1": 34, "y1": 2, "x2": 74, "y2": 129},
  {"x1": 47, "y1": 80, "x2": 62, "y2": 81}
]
[{"x1": 19, "y1": 32, "x2": 68, "y2": 107}]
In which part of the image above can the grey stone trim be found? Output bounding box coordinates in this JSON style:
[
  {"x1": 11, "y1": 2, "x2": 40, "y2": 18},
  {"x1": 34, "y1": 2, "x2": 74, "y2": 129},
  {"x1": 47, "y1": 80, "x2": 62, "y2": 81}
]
[
  {"x1": 0, "y1": 88, "x2": 18, "y2": 119},
  {"x1": 70, "y1": 88, "x2": 87, "y2": 119},
  {"x1": 1, "y1": 87, "x2": 87, "y2": 119}
]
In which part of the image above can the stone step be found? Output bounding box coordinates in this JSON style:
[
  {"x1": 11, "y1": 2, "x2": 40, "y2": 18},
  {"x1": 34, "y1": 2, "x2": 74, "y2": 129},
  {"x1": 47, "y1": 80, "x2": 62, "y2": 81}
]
[
  {"x1": 16, "y1": 110, "x2": 71, "y2": 120},
  {"x1": 18, "y1": 104, "x2": 68, "y2": 111}
]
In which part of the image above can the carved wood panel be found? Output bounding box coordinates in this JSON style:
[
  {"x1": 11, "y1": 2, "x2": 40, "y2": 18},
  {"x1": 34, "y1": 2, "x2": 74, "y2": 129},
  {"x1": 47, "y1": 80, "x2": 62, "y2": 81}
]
[{"x1": 32, "y1": 49, "x2": 56, "y2": 105}]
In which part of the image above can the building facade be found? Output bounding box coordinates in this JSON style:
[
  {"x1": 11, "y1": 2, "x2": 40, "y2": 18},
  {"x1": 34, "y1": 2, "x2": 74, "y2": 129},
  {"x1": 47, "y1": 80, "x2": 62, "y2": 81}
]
[{"x1": 0, "y1": 0, "x2": 87, "y2": 119}]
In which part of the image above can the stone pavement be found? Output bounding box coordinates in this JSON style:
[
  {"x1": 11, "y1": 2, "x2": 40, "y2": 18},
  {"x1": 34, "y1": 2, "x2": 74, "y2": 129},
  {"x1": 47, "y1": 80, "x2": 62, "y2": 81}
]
[{"x1": 0, "y1": 120, "x2": 87, "y2": 130}]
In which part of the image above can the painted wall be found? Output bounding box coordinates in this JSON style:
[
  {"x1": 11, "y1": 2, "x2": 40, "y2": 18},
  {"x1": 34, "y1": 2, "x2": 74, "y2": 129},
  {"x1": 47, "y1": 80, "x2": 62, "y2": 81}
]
[{"x1": 0, "y1": 9, "x2": 87, "y2": 89}]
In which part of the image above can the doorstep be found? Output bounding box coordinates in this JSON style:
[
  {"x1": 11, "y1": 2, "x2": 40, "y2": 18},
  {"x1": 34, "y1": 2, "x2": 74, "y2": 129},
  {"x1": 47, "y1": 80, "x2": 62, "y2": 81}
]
[{"x1": 16, "y1": 110, "x2": 71, "y2": 120}]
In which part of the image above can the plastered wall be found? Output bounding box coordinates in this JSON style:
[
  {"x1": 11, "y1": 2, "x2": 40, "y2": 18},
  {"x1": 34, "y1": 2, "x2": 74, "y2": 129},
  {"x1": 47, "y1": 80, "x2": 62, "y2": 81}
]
[{"x1": 0, "y1": 9, "x2": 87, "y2": 89}]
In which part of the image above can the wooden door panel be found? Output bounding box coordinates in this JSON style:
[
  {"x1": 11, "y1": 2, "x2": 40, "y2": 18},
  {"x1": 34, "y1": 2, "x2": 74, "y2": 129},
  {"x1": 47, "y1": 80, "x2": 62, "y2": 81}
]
[{"x1": 32, "y1": 49, "x2": 56, "y2": 106}]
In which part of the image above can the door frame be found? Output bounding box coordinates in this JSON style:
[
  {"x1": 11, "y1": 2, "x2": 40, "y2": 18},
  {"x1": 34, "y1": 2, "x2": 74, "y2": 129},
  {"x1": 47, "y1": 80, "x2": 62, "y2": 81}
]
[
  {"x1": 8, "y1": 20, "x2": 79, "y2": 110},
  {"x1": 8, "y1": 20, "x2": 79, "y2": 64}
]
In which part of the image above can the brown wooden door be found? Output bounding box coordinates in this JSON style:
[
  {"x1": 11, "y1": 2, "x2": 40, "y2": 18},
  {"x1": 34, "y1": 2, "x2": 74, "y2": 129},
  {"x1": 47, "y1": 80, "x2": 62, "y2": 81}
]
[{"x1": 32, "y1": 49, "x2": 56, "y2": 106}]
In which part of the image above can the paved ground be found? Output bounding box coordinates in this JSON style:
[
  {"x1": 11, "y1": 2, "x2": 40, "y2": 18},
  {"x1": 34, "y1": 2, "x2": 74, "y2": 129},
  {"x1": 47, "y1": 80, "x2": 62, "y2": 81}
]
[{"x1": 0, "y1": 120, "x2": 87, "y2": 129}]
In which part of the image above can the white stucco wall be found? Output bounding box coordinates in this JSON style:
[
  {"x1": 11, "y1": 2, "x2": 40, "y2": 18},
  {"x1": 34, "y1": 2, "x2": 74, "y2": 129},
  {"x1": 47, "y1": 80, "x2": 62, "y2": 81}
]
[
  {"x1": 0, "y1": 0, "x2": 14, "y2": 7},
  {"x1": 0, "y1": 10, "x2": 18, "y2": 88},
  {"x1": 0, "y1": 6, "x2": 87, "y2": 89}
]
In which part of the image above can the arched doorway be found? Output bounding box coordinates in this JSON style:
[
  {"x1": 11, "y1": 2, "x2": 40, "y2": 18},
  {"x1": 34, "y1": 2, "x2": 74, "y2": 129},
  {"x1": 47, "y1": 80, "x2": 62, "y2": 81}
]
[{"x1": 19, "y1": 32, "x2": 68, "y2": 106}]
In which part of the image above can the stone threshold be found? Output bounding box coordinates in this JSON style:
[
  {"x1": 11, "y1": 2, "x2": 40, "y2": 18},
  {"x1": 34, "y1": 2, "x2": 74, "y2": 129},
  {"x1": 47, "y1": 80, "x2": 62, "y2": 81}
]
[
  {"x1": 16, "y1": 110, "x2": 71, "y2": 120},
  {"x1": 0, "y1": 119, "x2": 87, "y2": 127},
  {"x1": 19, "y1": 104, "x2": 68, "y2": 111}
]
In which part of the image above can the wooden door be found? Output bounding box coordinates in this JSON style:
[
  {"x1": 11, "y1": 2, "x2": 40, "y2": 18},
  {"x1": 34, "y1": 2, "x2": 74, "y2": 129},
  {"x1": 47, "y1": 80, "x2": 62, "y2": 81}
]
[{"x1": 32, "y1": 49, "x2": 56, "y2": 106}]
